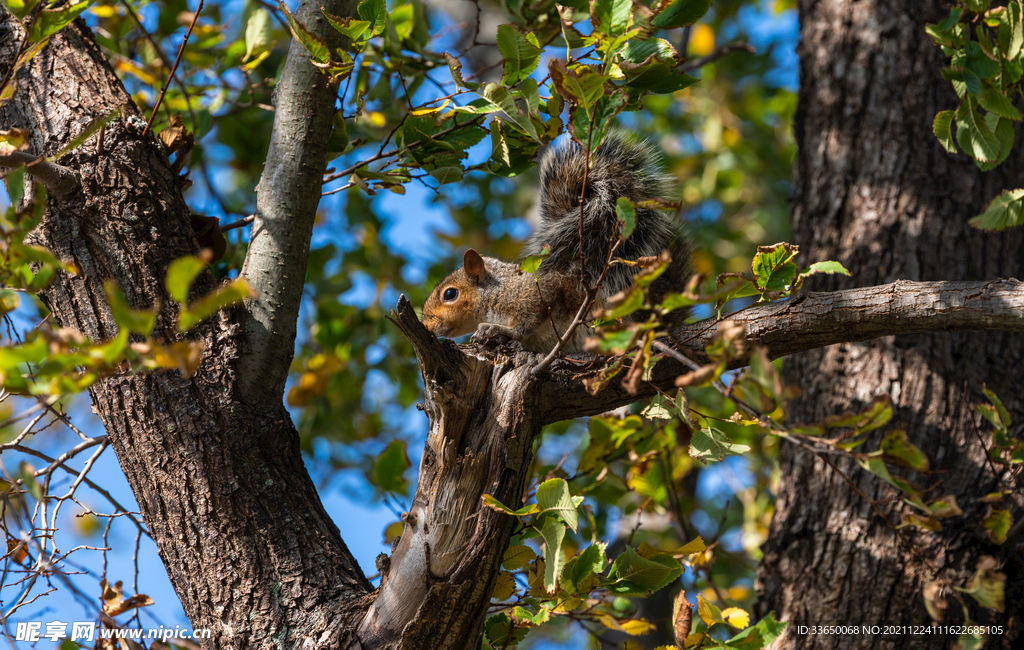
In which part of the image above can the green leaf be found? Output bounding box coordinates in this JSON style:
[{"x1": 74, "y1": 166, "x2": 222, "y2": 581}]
[
  {"x1": 982, "y1": 508, "x2": 1011, "y2": 543},
  {"x1": 279, "y1": 1, "x2": 330, "y2": 64},
  {"x1": 18, "y1": 461, "x2": 42, "y2": 501},
  {"x1": 512, "y1": 605, "x2": 550, "y2": 627},
  {"x1": 962, "y1": 41, "x2": 1000, "y2": 80},
  {"x1": 166, "y1": 255, "x2": 208, "y2": 304},
  {"x1": 374, "y1": 440, "x2": 410, "y2": 493},
  {"x1": 856, "y1": 456, "x2": 919, "y2": 498},
  {"x1": 497, "y1": 25, "x2": 542, "y2": 86},
  {"x1": 977, "y1": 114, "x2": 1015, "y2": 170},
  {"x1": 562, "y1": 542, "x2": 608, "y2": 592},
  {"x1": 623, "y1": 62, "x2": 700, "y2": 94},
  {"x1": 3, "y1": 0, "x2": 40, "y2": 20},
  {"x1": 548, "y1": 60, "x2": 609, "y2": 121},
  {"x1": 616, "y1": 197, "x2": 637, "y2": 240},
  {"x1": 502, "y1": 544, "x2": 537, "y2": 571},
  {"x1": 880, "y1": 430, "x2": 929, "y2": 471},
  {"x1": 591, "y1": 0, "x2": 632, "y2": 38},
  {"x1": 1008, "y1": 2, "x2": 1024, "y2": 59},
  {"x1": 980, "y1": 86, "x2": 1022, "y2": 120},
  {"x1": 690, "y1": 426, "x2": 750, "y2": 461},
  {"x1": 482, "y1": 494, "x2": 539, "y2": 517},
  {"x1": 751, "y1": 242, "x2": 799, "y2": 292},
  {"x1": 964, "y1": 0, "x2": 992, "y2": 14},
  {"x1": 244, "y1": 8, "x2": 273, "y2": 61},
  {"x1": 520, "y1": 244, "x2": 550, "y2": 273},
  {"x1": 29, "y1": 0, "x2": 92, "y2": 42},
  {"x1": 444, "y1": 52, "x2": 477, "y2": 91},
  {"x1": 0, "y1": 337, "x2": 48, "y2": 381},
  {"x1": 485, "y1": 613, "x2": 528, "y2": 647},
  {"x1": 956, "y1": 98, "x2": 1000, "y2": 162},
  {"x1": 480, "y1": 84, "x2": 542, "y2": 142},
  {"x1": 969, "y1": 188, "x2": 1024, "y2": 231},
  {"x1": 536, "y1": 478, "x2": 579, "y2": 532},
  {"x1": 178, "y1": 278, "x2": 254, "y2": 331},
  {"x1": 357, "y1": 0, "x2": 387, "y2": 36},
  {"x1": 933, "y1": 110, "x2": 958, "y2": 153},
  {"x1": 982, "y1": 386, "x2": 1012, "y2": 428},
  {"x1": 322, "y1": 9, "x2": 372, "y2": 42},
  {"x1": 0, "y1": 289, "x2": 19, "y2": 316},
  {"x1": 726, "y1": 612, "x2": 787, "y2": 648},
  {"x1": 928, "y1": 495, "x2": 963, "y2": 518},
  {"x1": 799, "y1": 260, "x2": 851, "y2": 281},
  {"x1": 956, "y1": 556, "x2": 1006, "y2": 613},
  {"x1": 539, "y1": 516, "x2": 566, "y2": 593},
  {"x1": 652, "y1": 0, "x2": 713, "y2": 30},
  {"x1": 607, "y1": 545, "x2": 683, "y2": 595},
  {"x1": 103, "y1": 280, "x2": 156, "y2": 336}
]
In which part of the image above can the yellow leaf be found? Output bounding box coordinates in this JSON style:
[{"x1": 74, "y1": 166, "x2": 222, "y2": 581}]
[
  {"x1": 242, "y1": 49, "x2": 272, "y2": 72},
  {"x1": 697, "y1": 594, "x2": 723, "y2": 627},
  {"x1": 684, "y1": 632, "x2": 704, "y2": 648},
  {"x1": 492, "y1": 570, "x2": 517, "y2": 600},
  {"x1": 382, "y1": 521, "x2": 404, "y2": 545},
  {"x1": 674, "y1": 536, "x2": 706, "y2": 556},
  {"x1": 114, "y1": 59, "x2": 158, "y2": 86},
  {"x1": 0, "y1": 128, "x2": 28, "y2": 155},
  {"x1": 721, "y1": 607, "x2": 750, "y2": 629},
  {"x1": 619, "y1": 619, "x2": 656, "y2": 636},
  {"x1": 688, "y1": 23, "x2": 715, "y2": 57},
  {"x1": 410, "y1": 100, "x2": 450, "y2": 116},
  {"x1": 90, "y1": 5, "x2": 119, "y2": 17},
  {"x1": 150, "y1": 340, "x2": 205, "y2": 378}
]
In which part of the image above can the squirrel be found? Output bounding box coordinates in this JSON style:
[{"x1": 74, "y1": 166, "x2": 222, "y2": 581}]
[{"x1": 422, "y1": 133, "x2": 691, "y2": 354}]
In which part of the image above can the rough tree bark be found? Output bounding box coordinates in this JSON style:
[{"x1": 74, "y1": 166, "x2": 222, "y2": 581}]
[
  {"x1": 755, "y1": 2, "x2": 1023, "y2": 649},
  {"x1": 2, "y1": 2, "x2": 1023, "y2": 650},
  {"x1": 0, "y1": 6, "x2": 373, "y2": 648}
]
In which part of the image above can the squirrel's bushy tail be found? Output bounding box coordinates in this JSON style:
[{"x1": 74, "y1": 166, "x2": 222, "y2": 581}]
[{"x1": 524, "y1": 133, "x2": 691, "y2": 313}]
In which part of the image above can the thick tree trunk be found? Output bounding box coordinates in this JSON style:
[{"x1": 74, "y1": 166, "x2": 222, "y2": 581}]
[
  {"x1": 756, "y1": 2, "x2": 1023, "y2": 648},
  {"x1": 0, "y1": 14, "x2": 372, "y2": 648}
]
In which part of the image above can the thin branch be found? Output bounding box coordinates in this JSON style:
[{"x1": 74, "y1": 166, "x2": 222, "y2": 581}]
[
  {"x1": 679, "y1": 43, "x2": 756, "y2": 73},
  {"x1": 0, "y1": 152, "x2": 79, "y2": 196},
  {"x1": 221, "y1": 214, "x2": 255, "y2": 231},
  {"x1": 143, "y1": 0, "x2": 204, "y2": 136}
]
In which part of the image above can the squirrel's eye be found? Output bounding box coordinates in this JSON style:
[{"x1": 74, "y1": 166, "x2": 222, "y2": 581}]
[{"x1": 443, "y1": 287, "x2": 459, "y2": 301}]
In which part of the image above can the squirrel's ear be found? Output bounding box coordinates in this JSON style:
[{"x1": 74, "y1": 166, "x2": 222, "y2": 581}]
[{"x1": 463, "y1": 249, "x2": 485, "y2": 281}]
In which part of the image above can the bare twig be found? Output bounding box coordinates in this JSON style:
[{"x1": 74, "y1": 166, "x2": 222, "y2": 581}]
[{"x1": 143, "y1": 0, "x2": 205, "y2": 136}]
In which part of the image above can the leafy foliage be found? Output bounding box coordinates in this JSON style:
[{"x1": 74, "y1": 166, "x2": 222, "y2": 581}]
[{"x1": 928, "y1": 2, "x2": 1024, "y2": 229}]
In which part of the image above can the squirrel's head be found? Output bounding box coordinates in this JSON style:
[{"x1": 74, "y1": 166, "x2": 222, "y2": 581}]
[{"x1": 422, "y1": 249, "x2": 489, "y2": 338}]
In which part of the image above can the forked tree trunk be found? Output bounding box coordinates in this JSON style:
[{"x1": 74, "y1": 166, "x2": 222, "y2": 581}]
[{"x1": 756, "y1": 2, "x2": 1023, "y2": 648}]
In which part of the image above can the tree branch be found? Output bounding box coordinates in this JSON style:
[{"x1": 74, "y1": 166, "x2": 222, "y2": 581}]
[
  {"x1": 533, "y1": 278, "x2": 1024, "y2": 422},
  {"x1": 237, "y1": 0, "x2": 355, "y2": 404},
  {"x1": 0, "y1": 151, "x2": 79, "y2": 196}
]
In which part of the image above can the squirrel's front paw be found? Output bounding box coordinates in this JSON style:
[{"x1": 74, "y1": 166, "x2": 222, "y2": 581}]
[{"x1": 472, "y1": 323, "x2": 514, "y2": 347}]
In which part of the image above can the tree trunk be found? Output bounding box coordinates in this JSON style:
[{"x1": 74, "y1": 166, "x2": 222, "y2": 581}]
[
  {"x1": 756, "y1": 2, "x2": 1024, "y2": 648},
  {"x1": 0, "y1": 13, "x2": 372, "y2": 648}
]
